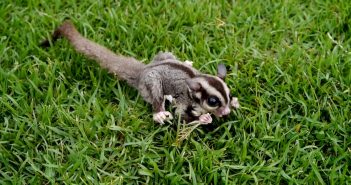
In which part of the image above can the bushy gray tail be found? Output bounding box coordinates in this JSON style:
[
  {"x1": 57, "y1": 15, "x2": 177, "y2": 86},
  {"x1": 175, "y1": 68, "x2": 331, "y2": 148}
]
[{"x1": 41, "y1": 20, "x2": 144, "y2": 87}]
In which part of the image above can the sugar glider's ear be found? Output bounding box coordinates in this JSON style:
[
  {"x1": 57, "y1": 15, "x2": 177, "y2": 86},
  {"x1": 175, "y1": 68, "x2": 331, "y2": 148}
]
[
  {"x1": 217, "y1": 63, "x2": 227, "y2": 80},
  {"x1": 186, "y1": 78, "x2": 201, "y2": 91}
]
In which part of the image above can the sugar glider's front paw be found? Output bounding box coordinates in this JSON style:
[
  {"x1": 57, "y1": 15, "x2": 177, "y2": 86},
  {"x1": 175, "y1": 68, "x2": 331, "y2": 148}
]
[
  {"x1": 199, "y1": 113, "x2": 212, "y2": 124},
  {"x1": 164, "y1": 95, "x2": 173, "y2": 104},
  {"x1": 231, "y1": 97, "x2": 240, "y2": 109},
  {"x1": 153, "y1": 111, "x2": 173, "y2": 124},
  {"x1": 184, "y1": 60, "x2": 193, "y2": 67}
]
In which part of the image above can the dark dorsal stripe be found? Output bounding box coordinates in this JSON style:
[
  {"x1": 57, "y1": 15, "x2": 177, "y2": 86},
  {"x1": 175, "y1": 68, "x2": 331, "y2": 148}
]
[
  {"x1": 147, "y1": 62, "x2": 196, "y2": 77},
  {"x1": 204, "y1": 76, "x2": 228, "y2": 104}
]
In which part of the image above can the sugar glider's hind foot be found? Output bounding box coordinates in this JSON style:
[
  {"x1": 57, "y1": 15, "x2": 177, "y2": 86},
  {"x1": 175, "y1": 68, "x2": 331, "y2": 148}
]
[
  {"x1": 184, "y1": 60, "x2": 193, "y2": 67},
  {"x1": 153, "y1": 111, "x2": 173, "y2": 124}
]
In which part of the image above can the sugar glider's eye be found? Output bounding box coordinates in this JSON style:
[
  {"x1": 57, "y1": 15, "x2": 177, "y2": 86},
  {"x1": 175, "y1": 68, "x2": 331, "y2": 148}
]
[{"x1": 207, "y1": 96, "x2": 220, "y2": 107}]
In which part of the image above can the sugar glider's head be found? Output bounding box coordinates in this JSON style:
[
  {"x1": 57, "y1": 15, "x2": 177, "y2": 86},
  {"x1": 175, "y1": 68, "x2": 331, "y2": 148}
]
[{"x1": 186, "y1": 64, "x2": 238, "y2": 118}]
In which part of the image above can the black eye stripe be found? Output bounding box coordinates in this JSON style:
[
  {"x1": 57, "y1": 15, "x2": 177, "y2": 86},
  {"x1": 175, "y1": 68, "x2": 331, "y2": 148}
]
[
  {"x1": 195, "y1": 81, "x2": 225, "y2": 107},
  {"x1": 202, "y1": 76, "x2": 229, "y2": 104}
]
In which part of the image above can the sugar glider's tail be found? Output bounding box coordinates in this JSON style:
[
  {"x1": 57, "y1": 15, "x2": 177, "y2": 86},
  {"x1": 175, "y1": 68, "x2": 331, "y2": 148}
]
[{"x1": 41, "y1": 20, "x2": 144, "y2": 87}]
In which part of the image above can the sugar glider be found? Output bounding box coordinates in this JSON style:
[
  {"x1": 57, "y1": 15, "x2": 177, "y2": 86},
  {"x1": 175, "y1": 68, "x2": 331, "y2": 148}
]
[{"x1": 41, "y1": 20, "x2": 240, "y2": 124}]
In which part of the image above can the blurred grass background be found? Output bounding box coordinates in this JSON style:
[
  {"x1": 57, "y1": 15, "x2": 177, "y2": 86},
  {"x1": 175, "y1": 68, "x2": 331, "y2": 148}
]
[{"x1": 0, "y1": 0, "x2": 350, "y2": 184}]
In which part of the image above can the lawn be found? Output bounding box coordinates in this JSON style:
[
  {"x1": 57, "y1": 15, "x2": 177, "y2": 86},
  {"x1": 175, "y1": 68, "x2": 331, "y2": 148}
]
[{"x1": 1, "y1": 0, "x2": 350, "y2": 184}]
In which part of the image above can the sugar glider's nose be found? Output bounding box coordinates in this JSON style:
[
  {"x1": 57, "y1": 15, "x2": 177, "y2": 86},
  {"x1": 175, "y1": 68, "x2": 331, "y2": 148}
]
[
  {"x1": 216, "y1": 106, "x2": 230, "y2": 117},
  {"x1": 221, "y1": 107, "x2": 231, "y2": 116}
]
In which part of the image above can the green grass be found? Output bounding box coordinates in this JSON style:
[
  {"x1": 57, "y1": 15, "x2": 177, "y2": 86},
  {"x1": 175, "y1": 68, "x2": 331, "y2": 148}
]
[{"x1": 1, "y1": 0, "x2": 350, "y2": 184}]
